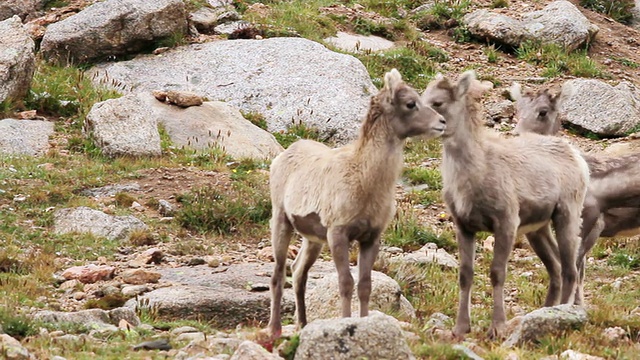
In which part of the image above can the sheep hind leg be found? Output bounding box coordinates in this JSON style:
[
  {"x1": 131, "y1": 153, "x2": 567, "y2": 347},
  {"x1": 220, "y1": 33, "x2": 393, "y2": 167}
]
[
  {"x1": 292, "y1": 238, "x2": 323, "y2": 328},
  {"x1": 267, "y1": 211, "x2": 294, "y2": 339},
  {"x1": 526, "y1": 225, "x2": 562, "y2": 306},
  {"x1": 329, "y1": 228, "x2": 354, "y2": 318},
  {"x1": 575, "y1": 215, "x2": 604, "y2": 305},
  {"x1": 552, "y1": 205, "x2": 582, "y2": 305},
  {"x1": 453, "y1": 228, "x2": 476, "y2": 339},
  {"x1": 357, "y1": 238, "x2": 380, "y2": 317},
  {"x1": 488, "y1": 222, "x2": 517, "y2": 340}
]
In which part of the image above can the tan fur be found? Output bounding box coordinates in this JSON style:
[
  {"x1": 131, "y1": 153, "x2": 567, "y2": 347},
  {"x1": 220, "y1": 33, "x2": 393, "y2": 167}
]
[
  {"x1": 423, "y1": 71, "x2": 589, "y2": 340},
  {"x1": 266, "y1": 69, "x2": 446, "y2": 338},
  {"x1": 511, "y1": 83, "x2": 640, "y2": 304}
]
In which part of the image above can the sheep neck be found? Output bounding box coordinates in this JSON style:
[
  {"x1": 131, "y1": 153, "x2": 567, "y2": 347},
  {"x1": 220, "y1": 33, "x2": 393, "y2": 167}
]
[
  {"x1": 354, "y1": 116, "x2": 404, "y2": 193},
  {"x1": 441, "y1": 98, "x2": 487, "y2": 184}
]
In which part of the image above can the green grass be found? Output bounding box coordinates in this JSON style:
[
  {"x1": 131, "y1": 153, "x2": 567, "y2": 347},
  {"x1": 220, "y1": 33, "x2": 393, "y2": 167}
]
[
  {"x1": 273, "y1": 120, "x2": 324, "y2": 148},
  {"x1": 383, "y1": 206, "x2": 456, "y2": 251},
  {"x1": 516, "y1": 42, "x2": 609, "y2": 79},
  {"x1": 491, "y1": 0, "x2": 510, "y2": 8},
  {"x1": 484, "y1": 45, "x2": 500, "y2": 63},
  {"x1": 579, "y1": 0, "x2": 635, "y2": 24},
  {"x1": 26, "y1": 60, "x2": 121, "y2": 121}
]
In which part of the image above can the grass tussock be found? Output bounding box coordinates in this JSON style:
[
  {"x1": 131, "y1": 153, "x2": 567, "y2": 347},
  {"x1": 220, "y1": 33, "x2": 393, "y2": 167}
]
[{"x1": 516, "y1": 42, "x2": 609, "y2": 79}]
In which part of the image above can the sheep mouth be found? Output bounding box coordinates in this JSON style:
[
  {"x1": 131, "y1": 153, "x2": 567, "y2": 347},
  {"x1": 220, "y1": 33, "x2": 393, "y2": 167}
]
[{"x1": 432, "y1": 126, "x2": 446, "y2": 133}]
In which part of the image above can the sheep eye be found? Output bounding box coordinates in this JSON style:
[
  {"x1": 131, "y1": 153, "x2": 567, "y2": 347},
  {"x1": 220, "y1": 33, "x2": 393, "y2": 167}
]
[
  {"x1": 538, "y1": 110, "x2": 548, "y2": 118},
  {"x1": 432, "y1": 101, "x2": 443, "y2": 107},
  {"x1": 406, "y1": 101, "x2": 416, "y2": 109}
]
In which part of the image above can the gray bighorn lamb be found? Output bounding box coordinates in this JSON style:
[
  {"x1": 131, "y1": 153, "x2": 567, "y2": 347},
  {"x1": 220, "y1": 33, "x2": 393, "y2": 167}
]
[
  {"x1": 421, "y1": 71, "x2": 589, "y2": 339},
  {"x1": 267, "y1": 69, "x2": 447, "y2": 339},
  {"x1": 510, "y1": 82, "x2": 640, "y2": 304}
]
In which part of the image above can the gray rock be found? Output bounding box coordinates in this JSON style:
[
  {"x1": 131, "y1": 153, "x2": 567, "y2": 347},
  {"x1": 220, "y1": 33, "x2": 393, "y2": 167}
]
[
  {"x1": 214, "y1": 20, "x2": 251, "y2": 35},
  {"x1": 463, "y1": 1, "x2": 598, "y2": 51},
  {"x1": 230, "y1": 340, "x2": 282, "y2": 360},
  {"x1": 176, "y1": 332, "x2": 206, "y2": 342},
  {"x1": 306, "y1": 268, "x2": 416, "y2": 322},
  {"x1": 207, "y1": 0, "x2": 234, "y2": 8},
  {"x1": 0, "y1": 16, "x2": 36, "y2": 103},
  {"x1": 632, "y1": 1, "x2": 640, "y2": 30},
  {"x1": 0, "y1": 0, "x2": 41, "y2": 21},
  {"x1": 133, "y1": 338, "x2": 172, "y2": 351},
  {"x1": 171, "y1": 326, "x2": 200, "y2": 336},
  {"x1": 144, "y1": 93, "x2": 284, "y2": 160},
  {"x1": 390, "y1": 243, "x2": 458, "y2": 269},
  {"x1": 53, "y1": 206, "x2": 148, "y2": 241},
  {"x1": 463, "y1": 10, "x2": 527, "y2": 47},
  {"x1": 190, "y1": 7, "x2": 239, "y2": 33},
  {"x1": 80, "y1": 183, "x2": 141, "y2": 198},
  {"x1": 121, "y1": 284, "x2": 150, "y2": 297},
  {"x1": 0, "y1": 334, "x2": 32, "y2": 360},
  {"x1": 560, "y1": 79, "x2": 640, "y2": 137},
  {"x1": 485, "y1": 99, "x2": 516, "y2": 122},
  {"x1": 0, "y1": 119, "x2": 54, "y2": 156},
  {"x1": 296, "y1": 311, "x2": 415, "y2": 360},
  {"x1": 559, "y1": 350, "x2": 605, "y2": 360},
  {"x1": 88, "y1": 38, "x2": 378, "y2": 144},
  {"x1": 85, "y1": 94, "x2": 162, "y2": 157},
  {"x1": 124, "y1": 263, "x2": 295, "y2": 328},
  {"x1": 40, "y1": 0, "x2": 188, "y2": 65},
  {"x1": 33, "y1": 307, "x2": 141, "y2": 330},
  {"x1": 503, "y1": 304, "x2": 588, "y2": 347},
  {"x1": 452, "y1": 344, "x2": 484, "y2": 360},
  {"x1": 324, "y1": 31, "x2": 395, "y2": 52},
  {"x1": 158, "y1": 199, "x2": 174, "y2": 217}
]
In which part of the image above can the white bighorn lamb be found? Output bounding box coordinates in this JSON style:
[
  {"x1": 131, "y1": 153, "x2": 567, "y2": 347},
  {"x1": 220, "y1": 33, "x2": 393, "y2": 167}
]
[
  {"x1": 421, "y1": 71, "x2": 589, "y2": 339},
  {"x1": 267, "y1": 69, "x2": 447, "y2": 339},
  {"x1": 510, "y1": 82, "x2": 640, "y2": 304}
]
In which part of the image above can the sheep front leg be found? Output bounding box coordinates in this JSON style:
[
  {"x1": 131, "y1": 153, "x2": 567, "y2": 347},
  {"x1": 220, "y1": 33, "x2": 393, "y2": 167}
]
[
  {"x1": 553, "y1": 204, "x2": 582, "y2": 305},
  {"x1": 357, "y1": 237, "x2": 380, "y2": 317},
  {"x1": 575, "y1": 215, "x2": 604, "y2": 305},
  {"x1": 329, "y1": 228, "x2": 354, "y2": 318},
  {"x1": 453, "y1": 227, "x2": 475, "y2": 339},
  {"x1": 292, "y1": 238, "x2": 323, "y2": 328},
  {"x1": 526, "y1": 225, "x2": 562, "y2": 306},
  {"x1": 267, "y1": 212, "x2": 294, "y2": 339},
  {"x1": 488, "y1": 224, "x2": 517, "y2": 340}
]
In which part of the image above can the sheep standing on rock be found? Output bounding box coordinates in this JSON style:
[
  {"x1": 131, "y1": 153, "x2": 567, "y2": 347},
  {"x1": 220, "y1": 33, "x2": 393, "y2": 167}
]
[
  {"x1": 510, "y1": 82, "x2": 640, "y2": 305},
  {"x1": 267, "y1": 69, "x2": 447, "y2": 339},
  {"x1": 421, "y1": 71, "x2": 589, "y2": 340}
]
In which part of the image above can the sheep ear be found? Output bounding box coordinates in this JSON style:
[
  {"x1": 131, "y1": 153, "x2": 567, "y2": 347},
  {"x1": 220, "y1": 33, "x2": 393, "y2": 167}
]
[
  {"x1": 549, "y1": 87, "x2": 562, "y2": 107},
  {"x1": 383, "y1": 68, "x2": 403, "y2": 93},
  {"x1": 509, "y1": 82, "x2": 522, "y2": 101},
  {"x1": 454, "y1": 70, "x2": 476, "y2": 99}
]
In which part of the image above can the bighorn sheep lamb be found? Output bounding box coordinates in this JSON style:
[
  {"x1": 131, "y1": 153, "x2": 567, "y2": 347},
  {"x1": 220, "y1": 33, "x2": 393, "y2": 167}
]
[
  {"x1": 267, "y1": 69, "x2": 447, "y2": 339},
  {"x1": 421, "y1": 71, "x2": 589, "y2": 339},
  {"x1": 510, "y1": 83, "x2": 640, "y2": 304}
]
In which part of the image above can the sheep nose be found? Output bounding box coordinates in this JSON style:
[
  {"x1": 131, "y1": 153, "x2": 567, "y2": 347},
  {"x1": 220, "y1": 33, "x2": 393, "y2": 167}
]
[{"x1": 439, "y1": 117, "x2": 446, "y2": 125}]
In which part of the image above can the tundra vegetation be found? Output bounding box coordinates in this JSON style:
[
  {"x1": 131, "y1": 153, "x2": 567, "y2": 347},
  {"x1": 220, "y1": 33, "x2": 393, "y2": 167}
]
[{"x1": 2, "y1": 0, "x2": 640, "y2": 359}]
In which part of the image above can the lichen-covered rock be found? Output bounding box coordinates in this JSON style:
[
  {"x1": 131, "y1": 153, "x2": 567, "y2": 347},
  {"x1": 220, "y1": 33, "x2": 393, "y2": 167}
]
[
  {"x1": 40, "y1": 0, "x2": 188, "y2": 65},
  {"x1": 88, "y1": 37, "x2": 378, "y2": 145},
  {"x1": 0, "y1": 334, "x2": 33, "y2": 360},
  {"x1": 33, "y1": 308, "x2": 140, "y2": 329},
  {"x1": 0, "y1": 16, "x2": 36, "y2": 103},
  {"x1": 463, "y1": 1, "x2": 598, "y2": 51},
  {"x1": 295, "y1": 311, "x2": 415, "y2": 360},
  {"x1": 560, "y1": 79, "x2": 640, "y2": 137},
  {"x1": 85, "y1": 94, "x2": 162, "y2": 157},
  {"x1": 0, "y1": 119, "x2": 54, "y2": 156},
  {"x1": 53, "y1": 207, "x2": 148, "y2": 241},
  {"x1": 230, "y1": 341, "x2": 282, "y2": 360},
  {"x1": 503, "y1": 304, "x2": 588, "y2": 347},
  {"x1": 305, "y1": 268, "x2": 416, "y2": 322},
  {"x1": 0, "y1": 0, "x2": 40, "y2": 22}
]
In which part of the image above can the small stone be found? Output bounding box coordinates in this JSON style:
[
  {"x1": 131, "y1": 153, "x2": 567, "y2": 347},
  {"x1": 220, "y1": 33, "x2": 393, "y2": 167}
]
[
  {"x1": 130, "y1": 201, "x2": 145, "y2": 212},
  {"x1": 171, "y1": 326, "x2": 199, "y2": 336},
  {"x1": 133, "y1": 338, "x2": 172, "y2": 351},
  {"x1": 18, "y1": 110, "x2": 38, "y2": 119},
  {"x1": 130, "y1": 248, "x2": 163, "y2": 267},
  {"x1": 603, "y1": 326, "x2": 626, "y2": 342},
  {"x1": 187, "y1": 258, "x2": 206, "y2": 266},
  {"x1": 165, "y1": 90, "x2": 204, "y2": 107},
  {"x1": 158, "y1": 199, "x2": 174, "y2": 216},
  {"x1": 175, "y1": 332, "x2": 205, "y2": 342},
  {"x1": 120, "y1": 268, "x2": 161, "y2": 285},
  {"x1": 62, "y1": 264, "x2": 116, "y2": 284},
  {"x1": 59, "y1": 279, "x2": 82, "y2": 291},
  {"x1": 153, "y1": 47, "x2": 170, "y2": 55},
  {"x1": 118, "y1": 319, "x2": 134, "y2": 331},
  {"x1": 250, "y1": 283, "x2": 269, "y2": 292},
  {"x1": 72, "y1": 291, "x2": 86, "y2": 300},
  {"x1": 121, "y1": 285, "x2": 150, "y2": 297},
  {"x1": 208, "y1": 258, "x2": 221, "y2": 267},
  {"x1": 483, "y1": 236, "x2": 495, "y2": 252}
]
